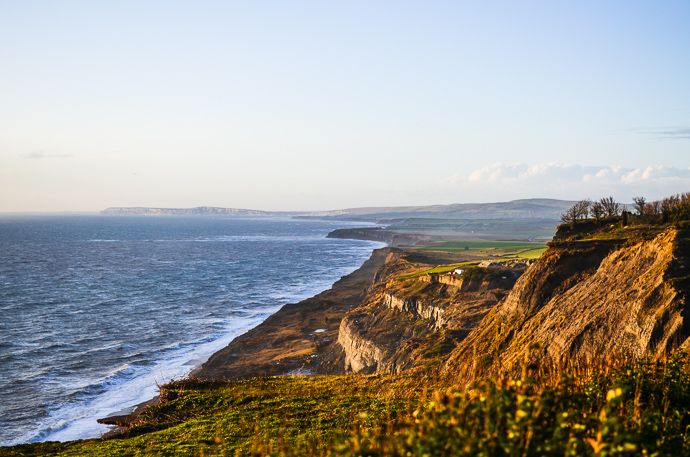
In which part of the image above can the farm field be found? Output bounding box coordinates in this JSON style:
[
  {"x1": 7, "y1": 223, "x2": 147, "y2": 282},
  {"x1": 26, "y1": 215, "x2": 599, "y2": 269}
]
[
  {"x1": 416, "y1": 240, "x2": 547, "y2": 258},
  {"x1": 387, "y1": 218, "x2": 558, "y2": 242}
]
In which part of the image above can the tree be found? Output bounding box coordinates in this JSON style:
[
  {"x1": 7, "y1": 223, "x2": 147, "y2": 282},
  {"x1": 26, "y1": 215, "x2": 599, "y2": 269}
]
[
  {"x1": 561, "y1": 199, "x2": 592, "y2": 225},
  {"x1": 591, "y1": 201, "x2": 605, "y2": 222},
  {"x1": 633, "y1": 196, "x2": 647, "y2": 215},
  {"x1": 599, "y1": 196, "x2": 621, "y2": 217}
]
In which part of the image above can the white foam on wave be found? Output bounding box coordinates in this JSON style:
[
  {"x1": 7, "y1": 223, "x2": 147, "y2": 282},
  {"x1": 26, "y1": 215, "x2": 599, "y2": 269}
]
[
  {"x1": 7, "y1": 310, "x2": 277, "y2": 445},
  {"x1": 264, "y1": 240, "x2": 385, "y2": 304},
  {"x1": 7, "y1": 238, "x2": 384, "y2": 445},
  {"x1": 153, "y1": 234, "x2": 329, "y2": 243}
]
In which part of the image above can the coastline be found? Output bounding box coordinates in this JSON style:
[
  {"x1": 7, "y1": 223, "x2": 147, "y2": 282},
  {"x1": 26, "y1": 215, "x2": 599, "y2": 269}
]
[{"x1": 98, "y1": 244, "x2": 394, "y2": 433}]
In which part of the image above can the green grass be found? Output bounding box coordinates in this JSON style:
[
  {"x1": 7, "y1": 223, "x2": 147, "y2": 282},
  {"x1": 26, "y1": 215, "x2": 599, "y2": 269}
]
[
  {"x1": 3, "y1": 375, "x2": 430, "y2": 457},
  {"x1": 513, "y1": 247, "x2": 547, "y2": 258},
  {"x1": 396, "y1": 261, "x2": 480, "y2": 280},
  {"x1": 9, "y1": 349, "x2": 690, "y2": 456},
  {"x1": 418, "y1": 240, "x2": 545, "y2": 253}
]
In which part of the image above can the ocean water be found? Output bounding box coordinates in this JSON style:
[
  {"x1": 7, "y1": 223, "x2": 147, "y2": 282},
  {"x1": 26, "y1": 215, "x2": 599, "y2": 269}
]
[{"x1": 0, "y1": 215, "x2": 382, "y2": 445}]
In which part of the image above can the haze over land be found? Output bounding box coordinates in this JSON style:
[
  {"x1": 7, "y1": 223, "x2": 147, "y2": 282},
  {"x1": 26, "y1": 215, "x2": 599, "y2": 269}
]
[{"x1": 1, "y1": 2, "x2": 689, "y2": 212}]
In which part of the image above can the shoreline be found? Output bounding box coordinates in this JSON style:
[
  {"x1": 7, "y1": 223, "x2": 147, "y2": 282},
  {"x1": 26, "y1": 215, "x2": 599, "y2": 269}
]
[{"x1": 97, "y1": 244, "x2": 394, "y2": 435}]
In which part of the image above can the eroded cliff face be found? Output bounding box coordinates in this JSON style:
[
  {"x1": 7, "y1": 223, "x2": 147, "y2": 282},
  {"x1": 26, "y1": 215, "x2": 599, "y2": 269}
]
[
  {"x1": 337, "y1": 272, "x2": 516, "y2": 374},
  {"x1": 446, "y1": 226, "x2": 690, "y2": 379}
]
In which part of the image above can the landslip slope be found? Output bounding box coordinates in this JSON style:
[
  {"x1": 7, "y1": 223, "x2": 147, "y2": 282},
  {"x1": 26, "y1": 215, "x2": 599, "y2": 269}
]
[{"x1": 445, "y1": 223, "x2": 690, "y2": 379}]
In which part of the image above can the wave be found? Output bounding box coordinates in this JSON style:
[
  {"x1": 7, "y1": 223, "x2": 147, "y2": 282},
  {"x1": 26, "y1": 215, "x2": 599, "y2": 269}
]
[
  {"x1": 0, "y1": 217, "x2": 383, "y2": 446},
  {"x1": 5, "y1": 312, "x2": 272, "y2": 446}
]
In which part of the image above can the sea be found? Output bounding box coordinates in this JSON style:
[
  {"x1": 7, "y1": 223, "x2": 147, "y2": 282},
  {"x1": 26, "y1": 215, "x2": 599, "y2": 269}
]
[{"x1": 0, "y1": 215, "x2": 383, "y2": 445}]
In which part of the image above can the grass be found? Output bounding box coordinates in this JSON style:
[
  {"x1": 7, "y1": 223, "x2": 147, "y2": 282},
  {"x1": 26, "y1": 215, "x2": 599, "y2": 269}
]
[
  {"x1": 9, "y1": 348, "x2": 690, "y2": 456},
  {"x1": 2, "y1": 374, "x2": 432, "y2": 457},
  {"x1": 395, "y1": 240, "x2": 545, "y2": 280},
  {"x1": 417, "y1": 240, "x2": 546, "y2": 258},
  {"x1": 515, "y1": 247, "x2": 548, "y2": 258},
  {"x1": 396, "y1": 261, "x2": 480, "y2": 280},
  {"x1": 418, "y1": 240, "x2": 545, "y2": 251}
]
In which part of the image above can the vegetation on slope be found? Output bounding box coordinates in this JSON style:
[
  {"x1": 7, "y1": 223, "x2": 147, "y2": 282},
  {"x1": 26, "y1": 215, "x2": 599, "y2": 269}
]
[
  {"x1": 6, "y1": 192, "x2": 690, "y2": 456},
  {"x1": 8, "y1": 349, "x2": 690, "y2": 456}
]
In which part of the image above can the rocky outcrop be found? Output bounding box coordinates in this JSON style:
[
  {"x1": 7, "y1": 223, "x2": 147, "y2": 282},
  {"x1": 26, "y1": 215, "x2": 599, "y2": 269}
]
[
  {"x1": 336, "y1": 272, "x2": 515, "y2": 374},
  {"x1": 382, "y1": 293, "x2": 446, "y2": 329},
  {"x1": 338, "y1": 317, "x2": 387, "y2": 373},
  {"x1": 421, "y1": 270, "x2": 521, "y2": 292}
]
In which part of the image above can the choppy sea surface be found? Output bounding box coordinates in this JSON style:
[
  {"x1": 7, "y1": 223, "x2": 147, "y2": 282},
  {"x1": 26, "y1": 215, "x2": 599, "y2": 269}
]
[{"x1": 0, "y1": 215, "x2": 382, "y2": 445}]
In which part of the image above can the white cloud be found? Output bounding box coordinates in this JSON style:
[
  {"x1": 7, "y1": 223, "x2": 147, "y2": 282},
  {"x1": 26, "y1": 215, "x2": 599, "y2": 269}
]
[
  {"x1": 652, "y1": 127, "x2": 690, "y2": 140},
  {"x1": 23, "y1": 150, "x2": 73, "y2": 159},
  {"x1": 441, "y1": 163, "x2": 690, "y2": 202}
]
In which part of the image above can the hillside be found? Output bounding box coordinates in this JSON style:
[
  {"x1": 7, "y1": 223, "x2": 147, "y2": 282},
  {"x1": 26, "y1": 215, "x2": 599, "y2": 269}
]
[
  {"x1": 299, "y1": 198, "x2": 575, "y2": 222},
  {"x1": 102, "y1": 198, "x2": 576, "y2": 220},
  {"x1": 445, "y1": 219, "x2": 690, "y2": 379}
]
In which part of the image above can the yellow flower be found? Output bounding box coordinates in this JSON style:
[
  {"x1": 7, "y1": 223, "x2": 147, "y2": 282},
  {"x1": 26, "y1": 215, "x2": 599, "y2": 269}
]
[{"x1": 606, "y1": 388, "x2": 623, "y2": 402}]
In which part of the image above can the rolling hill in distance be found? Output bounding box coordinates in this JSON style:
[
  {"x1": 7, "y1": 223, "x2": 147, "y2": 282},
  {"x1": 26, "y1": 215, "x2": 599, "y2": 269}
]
[{"x1": 102, "y1": 198, "x2": 577, "y2": 222}]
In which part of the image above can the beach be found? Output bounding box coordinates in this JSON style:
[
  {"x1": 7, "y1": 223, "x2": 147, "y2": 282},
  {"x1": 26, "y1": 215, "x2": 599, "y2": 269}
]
[{"x1": 98, "y1": 246, "x2": 393, "y2": 431}]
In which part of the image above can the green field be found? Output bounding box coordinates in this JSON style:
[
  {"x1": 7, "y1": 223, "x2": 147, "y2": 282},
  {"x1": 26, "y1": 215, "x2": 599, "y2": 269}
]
[
  {"x1": 517, "y1": 246, "x2": 548, "y2": 258},
  {"x1": 397, "y1": 261, "x2": 481, "y2": 280},
  {"x1": 419, "y1": 240, "x2": 543, "y2": 250},
  {"x1": 387, "y1": 218, "x2": 558, "y2": 242},
  {"x1": 417, "y1": 240, "x2": 546, "y2": 257}
]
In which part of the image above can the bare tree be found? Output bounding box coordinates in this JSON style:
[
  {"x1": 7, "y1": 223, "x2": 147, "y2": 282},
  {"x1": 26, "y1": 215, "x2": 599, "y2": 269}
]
[
  {"x1": 633, "y1": 196, "x2": 647, "y2": 215},
  {"x1": 591, "y1": 201, "x2": 605, "y2": 222},
  {"x1": 560, "y1": 206, "x2": 577, "y2": 225},
  {"x1": 561, "y1": 199, "x2": 592, "y2": 225},
  {"x1": 599, "y1": 196, "x2": 621, "y2": 217}
]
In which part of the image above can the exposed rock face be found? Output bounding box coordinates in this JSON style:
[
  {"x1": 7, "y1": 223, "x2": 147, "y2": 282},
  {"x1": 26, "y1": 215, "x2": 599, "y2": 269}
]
[
  {"x1": 196, "y1": 221, "x2": 690, "y2": 383},
  {"x1": 447, "y1": 226, "x2": 690, "y2": 378},
  {"x1": 383, "y1": 293, "x2": 446, "y2": 329},
  {"x1": 338, "y1": 316, "x2": 387, "y2": 373},
  {"x1": 337, "y1": 274, "x2": 515, "y2": 374},
  {"x1": 421, "y1": 271, "x2": 520, "y2": 292},
  {"x1": 195, "y1": 248, "x2": 394, "y2": 380}
]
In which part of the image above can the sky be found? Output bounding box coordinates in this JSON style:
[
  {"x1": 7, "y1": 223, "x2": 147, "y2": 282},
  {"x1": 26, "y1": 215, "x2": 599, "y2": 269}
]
[{"x1": 1, "y1": 1, "x2": 689, "y2": 212}]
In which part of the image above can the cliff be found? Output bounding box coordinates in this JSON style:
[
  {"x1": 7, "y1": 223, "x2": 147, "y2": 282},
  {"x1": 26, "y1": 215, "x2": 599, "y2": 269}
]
[
  {"x1": 193, "y1": 216, "x2": 690, "y2": 385},
  {"x1": 445, "y1": 222, "x2": 690, "y2": 379},
  {"x1": 336, "y1": 267, "x2": 520, "y2": 374},
  {"x1": 193, "y1": 247, "x2": 477, "y2": 380},
  {"x1": 194, "y1": 248, "x2": 397, "y2": 380}
]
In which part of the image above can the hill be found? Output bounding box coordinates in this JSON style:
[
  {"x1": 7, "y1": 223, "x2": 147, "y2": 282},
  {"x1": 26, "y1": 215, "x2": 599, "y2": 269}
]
[
  {"x1": 101, "y1": 198, "x2": 575, "y2": 221},
  {"x1": 299, "y1": 198, "x2": 576, "y2": 222}
]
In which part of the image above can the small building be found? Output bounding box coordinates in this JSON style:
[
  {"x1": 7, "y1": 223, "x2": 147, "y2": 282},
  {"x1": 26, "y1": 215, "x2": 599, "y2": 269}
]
[{"x1": 479, "y1": 260, "x2": 502, "y2": 268}]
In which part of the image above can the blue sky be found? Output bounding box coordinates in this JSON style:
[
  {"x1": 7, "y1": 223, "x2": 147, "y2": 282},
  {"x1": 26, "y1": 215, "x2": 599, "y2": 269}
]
[{"x1": 1, "y1": 1, "x2": 689, "y2": 212}]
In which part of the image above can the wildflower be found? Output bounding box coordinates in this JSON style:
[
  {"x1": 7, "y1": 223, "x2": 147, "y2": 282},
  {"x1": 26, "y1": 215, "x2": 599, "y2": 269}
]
[{"x1": 606, "y1": 388, "x2": 623, "y2": 402}]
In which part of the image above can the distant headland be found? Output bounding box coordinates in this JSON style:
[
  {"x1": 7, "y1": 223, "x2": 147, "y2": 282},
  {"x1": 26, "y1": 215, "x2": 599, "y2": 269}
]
[{"x1": 100, "y1": 206, "x2": 303, "y2": 217}]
